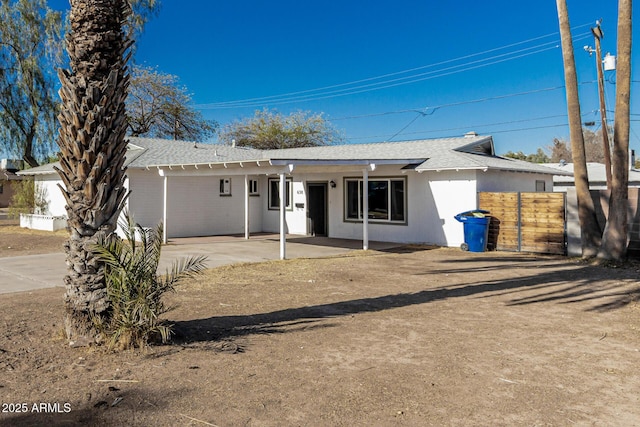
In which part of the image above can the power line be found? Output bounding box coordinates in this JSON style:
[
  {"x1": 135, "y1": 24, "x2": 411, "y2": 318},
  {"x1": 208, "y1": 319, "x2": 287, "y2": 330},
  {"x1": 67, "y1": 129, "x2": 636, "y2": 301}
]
[
  {"x1": 332, "y1": 86, "x2": 567, "y2": 121},
  {"x1": 349, "y1": 112, "x2": 596, "y2": 142},
  {"x1": 196, "y1": 26, "x2": 592, "y2": 110},
  {"x1": 199, "y1": 38, "x2": 591, "y2": 110}
]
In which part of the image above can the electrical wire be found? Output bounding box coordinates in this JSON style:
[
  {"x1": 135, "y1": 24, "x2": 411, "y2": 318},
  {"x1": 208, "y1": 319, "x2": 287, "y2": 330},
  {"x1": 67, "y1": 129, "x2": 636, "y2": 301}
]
[
  {"x1": 332, "y1": 86, "x2": 567, "y2": 121},
  {"x1": 196, "y1": 26, "x2": 593, "y2": 110},
  {"x1": 350, "y1": 112, "x2": 594, "y2": 142},
  {"x1": 199, "y1": 37, "x2": 591, "y2": 110}
]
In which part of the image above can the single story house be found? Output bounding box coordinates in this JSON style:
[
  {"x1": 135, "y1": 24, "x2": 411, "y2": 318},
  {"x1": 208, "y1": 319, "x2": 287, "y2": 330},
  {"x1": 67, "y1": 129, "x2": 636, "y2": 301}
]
[
  {"x1": 0, "y1": 159, "x2": 24, "y2": 208},
  {"x1": 546, "y1": 159, "x2": 640, "y2": 191},
  {"x1": 21, "y1": 133, "x2": 567, "y2": 255}
]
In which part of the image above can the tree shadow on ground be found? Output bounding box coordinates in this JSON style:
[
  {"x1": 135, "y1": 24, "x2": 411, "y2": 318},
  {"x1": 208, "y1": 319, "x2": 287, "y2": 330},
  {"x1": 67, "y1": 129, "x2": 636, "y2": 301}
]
[
  {"x1": 424, "y1": 255, "x2": 640, "y2": 312},
  {"x1": 173, "y1": 256, "x2": 639, "y2": 345}
]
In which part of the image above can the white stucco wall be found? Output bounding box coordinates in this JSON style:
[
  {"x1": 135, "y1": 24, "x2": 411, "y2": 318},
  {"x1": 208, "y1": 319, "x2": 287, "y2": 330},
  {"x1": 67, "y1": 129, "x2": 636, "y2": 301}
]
[
  {"x1": 421, "y1": 170, "x2": 479, "y2": 247},
  {"x1": 477, "y1": 170, "x2": 553, "y2": 193},
  {"x1": 127, "y1": 170, "x2": 265, "y2": 238},
  {"x1": 127, "y1": 169, "x2": 163, "y2": 228},
  {"x1": 262, "y1": 177, "x2": 307, "y2": 235},
  {"x1": 36, "y1": 175, "x2": 67, "y2": 216},
  {"x1": 166, "y1": 175, "x2": 264, "y2": 238}
]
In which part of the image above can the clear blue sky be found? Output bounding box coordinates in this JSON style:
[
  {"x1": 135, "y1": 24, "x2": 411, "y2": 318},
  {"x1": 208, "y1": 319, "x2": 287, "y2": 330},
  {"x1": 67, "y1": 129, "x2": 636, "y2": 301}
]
[{"x1": 49, "y1": 0, "x2": 638, "y2": 155}]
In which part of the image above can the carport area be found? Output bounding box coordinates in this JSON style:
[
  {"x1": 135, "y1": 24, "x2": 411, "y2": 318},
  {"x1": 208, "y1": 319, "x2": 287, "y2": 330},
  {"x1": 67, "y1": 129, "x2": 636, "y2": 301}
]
[
  {"x1": 161, "y1": 234, "x2": 401, "y2": 269},
  {"x1": 0, "y1": 235, "x2": 401, "y2": 294}
]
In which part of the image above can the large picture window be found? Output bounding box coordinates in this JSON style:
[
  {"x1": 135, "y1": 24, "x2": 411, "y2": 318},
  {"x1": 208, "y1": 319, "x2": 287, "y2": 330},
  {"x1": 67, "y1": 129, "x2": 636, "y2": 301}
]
[
  {"x1": 345, "y1": 177, "x2": 406, "y2": 223},
  {"x1": 268, "y1": 178, "x2": 292, "y2": 210}
]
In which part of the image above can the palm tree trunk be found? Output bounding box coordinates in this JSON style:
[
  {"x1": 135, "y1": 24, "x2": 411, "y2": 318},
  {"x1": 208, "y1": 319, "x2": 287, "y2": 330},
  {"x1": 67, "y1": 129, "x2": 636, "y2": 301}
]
[
  {"x1": 599, "y1": 0, "x2": 632, "y2": 260},
  {"x1": 556, "y1": 0, "x2": 601, "y2": 257},
  {"x1": 55, "y1": 0, "x2": 132, "y2": 346}
]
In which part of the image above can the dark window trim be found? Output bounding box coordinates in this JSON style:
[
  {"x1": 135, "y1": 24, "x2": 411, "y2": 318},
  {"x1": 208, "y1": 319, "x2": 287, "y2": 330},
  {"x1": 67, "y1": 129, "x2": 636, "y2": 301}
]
[
  {"x1": 268, "y1": 177, "x2": 293, "y2": 211},
  {"x1": 343, "y1": 176, "x2": 408, "y2": 225}
]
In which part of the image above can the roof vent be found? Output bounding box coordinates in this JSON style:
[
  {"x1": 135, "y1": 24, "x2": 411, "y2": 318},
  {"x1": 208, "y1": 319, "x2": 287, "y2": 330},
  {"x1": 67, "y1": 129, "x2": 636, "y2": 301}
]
[{"x1": 464, "y1": 131, "x2": 478, "y2": 138}]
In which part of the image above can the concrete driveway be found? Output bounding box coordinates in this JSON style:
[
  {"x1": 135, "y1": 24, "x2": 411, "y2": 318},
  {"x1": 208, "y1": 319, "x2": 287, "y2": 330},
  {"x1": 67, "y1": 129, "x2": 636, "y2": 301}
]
[{"x1": 0, "y1": 235, "x2": 399, "y2": 294}]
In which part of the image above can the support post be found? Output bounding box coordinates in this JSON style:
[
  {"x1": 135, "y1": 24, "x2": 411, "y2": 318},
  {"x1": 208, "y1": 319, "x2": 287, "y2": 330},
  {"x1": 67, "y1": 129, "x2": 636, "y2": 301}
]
[
  {"x1": 244, "y1": 174, "x2": 250, "y2": 239},
  {"x1": 279, "y1": 172, "x2": 286, "y2": 259},
  {"x1": 162, "y1": 173, "x2": 168, "y2": 244},
  {"x1": 362, "y1": 168, "x2": 369, "y2": 251}
]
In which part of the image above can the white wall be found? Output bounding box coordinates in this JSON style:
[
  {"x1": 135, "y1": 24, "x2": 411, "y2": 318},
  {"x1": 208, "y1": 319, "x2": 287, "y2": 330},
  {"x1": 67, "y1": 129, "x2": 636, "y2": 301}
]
[
  {"x1": 127, "y1": 169, "x2": 163, "y2": 228},
  {"x1": 262, "y1": 177, "x2": 308, "y2": 234},
  {"x1": 166, "y1": 174, "x2": 263, "y2": 238},
  {"x1": 127, "y1": 170, "x2": 264, "y2": 238},
  {"x1": 36, "y1": 175, "x2": 67, "y2": 216},
  {"x1": 422, "y1": 170, "x2": 478, "y2": 247},
  {"x1": 477, "y1": 170, "x2": 553, "y2": 192}
]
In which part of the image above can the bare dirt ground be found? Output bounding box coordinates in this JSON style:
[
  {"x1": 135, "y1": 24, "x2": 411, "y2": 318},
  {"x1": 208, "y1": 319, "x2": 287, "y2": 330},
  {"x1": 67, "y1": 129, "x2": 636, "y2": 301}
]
[
  {"x1": 1, "y1": 223, "x2": 640, "y2": 426},
  {"x1": 0, "y1": 217, "x2": 67, "y2": 257}
]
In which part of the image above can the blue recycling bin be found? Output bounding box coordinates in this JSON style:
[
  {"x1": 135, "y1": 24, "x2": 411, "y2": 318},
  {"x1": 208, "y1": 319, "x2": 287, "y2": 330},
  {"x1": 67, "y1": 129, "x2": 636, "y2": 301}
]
[{"x1": 454, "y1": 210, "x2": 490, "y2": 252}]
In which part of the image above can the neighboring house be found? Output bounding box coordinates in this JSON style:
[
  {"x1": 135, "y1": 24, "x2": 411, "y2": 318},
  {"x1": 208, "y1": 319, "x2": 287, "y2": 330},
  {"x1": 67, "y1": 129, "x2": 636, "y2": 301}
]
[
  {"x1": 545, "y1": 156, "x2": 640, "y2": 256},
  {"x1": 547, "y1": 158, "x2": 640, "y2": 191},
  {"x1": 20, "y1": 133, "x2": 567, "y2": 250},
  {"x1": 0, "y1": 159, "x2": 24, "y2": 208}
]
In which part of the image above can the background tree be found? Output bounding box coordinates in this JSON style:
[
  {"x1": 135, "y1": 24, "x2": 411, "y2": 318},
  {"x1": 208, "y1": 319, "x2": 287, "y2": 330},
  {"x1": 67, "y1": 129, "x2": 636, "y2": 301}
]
[
  {"x1": 219, "y1": 109, "x2": 343, "y2": 149},
  {"x1": 556, "y1": 0, "x2": 601, "y2": 257},
  {"x1": 56, "y1": 0, "x2": 133, "y2": 346},
  {"x1": 0, "y1": 0, "x2": 64, "y2": 167},
  {"x1": 599, "y1": 0, "x2": 632, "y2": 260},
  {"x1": 0, "y1": 0, "x2": 159, "y2": 169},
  {"x1": 503, "y1": 148, "x2": 550, "y2": 163},
  {"x1": 549, "y1": 128, "x2": 610, "y2": 163},
  {"x1": 127, "y1": 65, "x2": 217, "y2": 141}
]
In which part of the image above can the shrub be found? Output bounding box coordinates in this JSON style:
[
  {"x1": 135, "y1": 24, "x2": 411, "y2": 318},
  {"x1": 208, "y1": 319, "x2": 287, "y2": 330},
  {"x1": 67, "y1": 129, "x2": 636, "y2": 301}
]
[
  {"x1": 8, "y1": 178, "x2": 48, "y2": 218},
  {"x1": 93, "y1": 212, "x2": 207, "y2": 350}
]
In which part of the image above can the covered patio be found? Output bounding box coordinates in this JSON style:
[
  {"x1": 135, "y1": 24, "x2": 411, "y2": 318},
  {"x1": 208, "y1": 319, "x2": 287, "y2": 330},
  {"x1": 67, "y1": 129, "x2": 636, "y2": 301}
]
[{"x1": 159, "y1": 235, "x2": 402, "y2": 271}]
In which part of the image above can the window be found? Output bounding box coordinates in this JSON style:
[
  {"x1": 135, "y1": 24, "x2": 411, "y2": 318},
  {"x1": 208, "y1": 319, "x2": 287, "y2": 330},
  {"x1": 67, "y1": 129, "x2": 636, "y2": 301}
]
[
  {"x1": 249, "y1": 179, "x2": 259, "y2": 196},
  {"x1": 535, "y1": 180, "x2": 546, "y2": 192},
  {"x1": 0, "y1": 183, "x2": 3, "y2": 194},
  {"x1": 219, "y1": 178, "x2": 231, "y2": 196},
  {"x1": 268, "y1": 178, "x2": 292, "y2": 210},
  {"x1": 345, "y1": 177, "x2": 406, "y2": 223}
]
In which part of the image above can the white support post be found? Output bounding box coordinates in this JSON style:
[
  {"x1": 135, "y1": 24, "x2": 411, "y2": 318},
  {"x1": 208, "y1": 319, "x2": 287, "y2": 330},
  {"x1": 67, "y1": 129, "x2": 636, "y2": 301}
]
[
  {"x1": 362, "y1": 167, "x2": 369, "y2": 251},
  {"x1": 279, "y1": 172, "x2": 286, "y2": 259},
  {"x1": 244, "y1": 174, "x2": 250, "y2": 239},
  {"x1": 162, "y1": 173, "x2": 168, "y2": 244}
]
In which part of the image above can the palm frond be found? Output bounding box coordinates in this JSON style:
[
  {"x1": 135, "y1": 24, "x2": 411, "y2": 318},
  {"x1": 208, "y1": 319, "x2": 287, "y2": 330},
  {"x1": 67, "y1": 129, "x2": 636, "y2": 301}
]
[{"x1": 94, "y1": 211, "x2": 207, "y2": 350}]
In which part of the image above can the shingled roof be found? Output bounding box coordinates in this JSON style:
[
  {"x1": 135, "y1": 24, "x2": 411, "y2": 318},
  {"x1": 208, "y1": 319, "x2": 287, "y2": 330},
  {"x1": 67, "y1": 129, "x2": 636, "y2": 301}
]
[{"x1": 20, "y1": 134, "x2": 568, "y2": 176}]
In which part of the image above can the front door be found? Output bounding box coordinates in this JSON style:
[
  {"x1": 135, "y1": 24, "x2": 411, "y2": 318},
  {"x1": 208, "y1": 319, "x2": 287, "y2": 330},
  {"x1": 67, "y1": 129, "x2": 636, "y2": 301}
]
[{"x1": 307, "y1": 183, "x2": 327, "y2": 236}]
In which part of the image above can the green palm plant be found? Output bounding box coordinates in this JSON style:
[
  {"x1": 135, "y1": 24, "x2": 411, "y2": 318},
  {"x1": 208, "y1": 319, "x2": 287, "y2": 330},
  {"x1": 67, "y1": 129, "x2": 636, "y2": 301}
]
[{"x1": 93, "y1": 212, "x2": 207, "y2": 350}]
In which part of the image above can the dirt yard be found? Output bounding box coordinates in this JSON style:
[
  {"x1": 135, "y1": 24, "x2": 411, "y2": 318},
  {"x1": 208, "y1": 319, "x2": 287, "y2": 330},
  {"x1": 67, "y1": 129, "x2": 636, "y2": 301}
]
[
  {"x1": 0, "y1": 217, "x2": 67, "y2": 257},
  {"x1": 1, "y1": 224, "x2": 639, "y2": 426}
]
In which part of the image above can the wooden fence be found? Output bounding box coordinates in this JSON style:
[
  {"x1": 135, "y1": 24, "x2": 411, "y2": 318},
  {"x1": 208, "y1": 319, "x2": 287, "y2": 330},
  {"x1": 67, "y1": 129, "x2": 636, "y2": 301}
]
[{"x1": 479, "y1": 192, "x2": 566, "y2": 255}]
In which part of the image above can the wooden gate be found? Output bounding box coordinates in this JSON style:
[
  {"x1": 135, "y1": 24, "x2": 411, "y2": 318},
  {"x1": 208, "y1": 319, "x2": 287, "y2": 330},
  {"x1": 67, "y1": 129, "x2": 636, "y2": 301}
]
[{"x1": 478, "y1": 192, "x2": 566, "y2": 254}]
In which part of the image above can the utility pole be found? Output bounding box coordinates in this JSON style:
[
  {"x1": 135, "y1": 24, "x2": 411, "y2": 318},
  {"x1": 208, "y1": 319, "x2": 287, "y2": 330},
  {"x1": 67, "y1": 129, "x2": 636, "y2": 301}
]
[{"x1": 585, "y1": 20, "x2": 612, "y2": 188}]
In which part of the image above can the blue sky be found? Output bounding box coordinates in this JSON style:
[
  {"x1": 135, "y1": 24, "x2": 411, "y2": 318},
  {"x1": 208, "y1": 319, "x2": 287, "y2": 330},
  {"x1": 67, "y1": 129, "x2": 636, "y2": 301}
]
[{"x1": 49, "y1": 0, "x2": 638, "y2": 155}]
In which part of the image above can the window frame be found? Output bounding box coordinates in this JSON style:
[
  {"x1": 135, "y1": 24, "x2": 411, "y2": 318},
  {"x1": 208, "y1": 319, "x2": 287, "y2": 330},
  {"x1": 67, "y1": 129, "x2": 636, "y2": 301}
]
[
  {"x1": 268, "y1": 177, "x2": 293, "y2": 211},
  {"x1": 219, "y1": 178, "x2": 232, "y2": 196},
  {"x1": 343, "y1": 176, "x2": 407, "y2": 224},
  {"x1": 249, "y1": 179, "x2": 260, "y2": 196}
]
